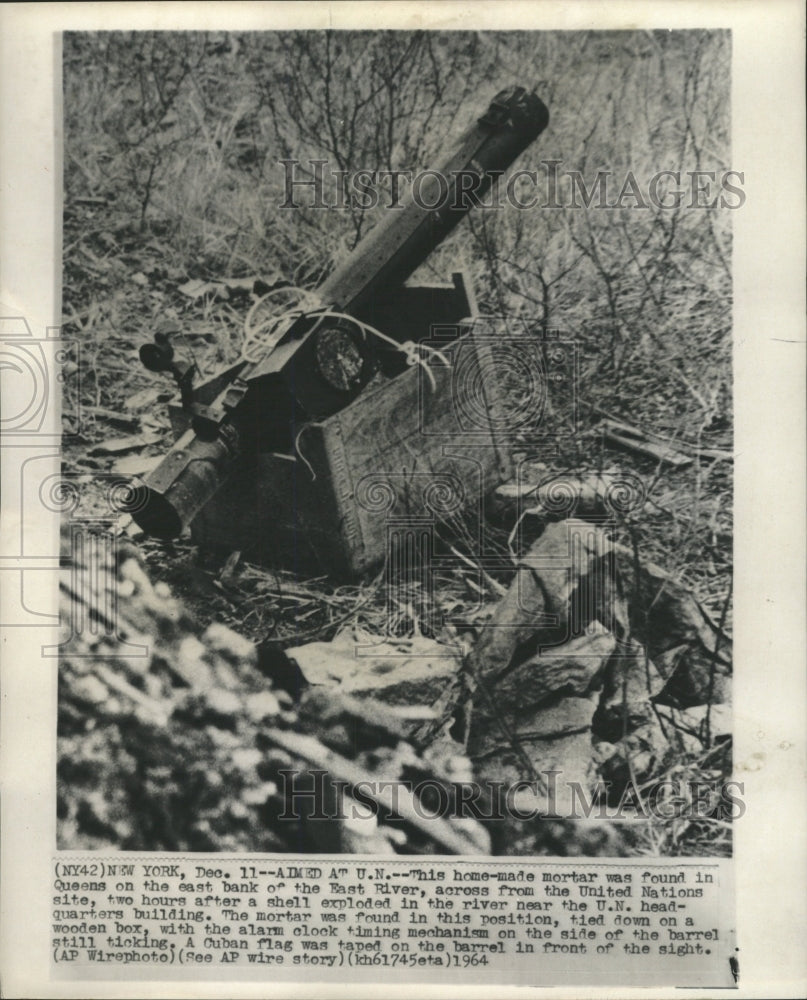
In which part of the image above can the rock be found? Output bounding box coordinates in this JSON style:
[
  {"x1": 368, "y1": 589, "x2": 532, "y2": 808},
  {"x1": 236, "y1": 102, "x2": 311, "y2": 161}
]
[
  {"x1": 71, "y1": 674, "x2": 109, "y2": 705},
  {"x1": 286, "y1": 632, "x2": 460, "y2": 708},
  {"x1": 494, "y1": 627, "x2": 616, "y2": 709},
  {"x1": 514, "y1": 693, "x2": 600, "y2": 739},
  {"x1": 231, "y1": 748, "x2": 263, "y2": 773},
  {"x1": 228, "y1": 800, "x2": 250, "y2": 820},
  {"x1": 469, "y1": 678, "x2": 602, "y2": 814},
  {"x1": 594, "y1": 720, "x2": 671, "y2": 791},
  {"x1": 242, "y1": 782, "x2": 277, "y2": 806},
  {"x1": 462, "y1": 515, "x2": 733, "y2": 800},
  {"x1": 590, "y1": 643, "x2": 670, "y2": 785},
  {"x1": 244, "y1": 691, "x2": 281, "y2": 722},
  {"x1": 210, "y1": 659, "x2": 240, "y2": 691},
  {"x1": 174, "y1": 635, "x2": 214, "y2": 689},
  {"x1": 469, "y1": 520, "x2": 730, "y2": 710},
  {"x1": 607, "y1": 547, "x2": 731, "y2": 706},
  {"x1": 204, "y1": 622, "x2": 258, "y2": 667},
  {"x1": 467, "y1": 520, "x2": 611, "y2": 686},
  {"x1": 134, "y1": 702, "x2": 171, "y2": 728},
  {"x1": 593, "y1": 642, "x2": 667, "y2": 742},
  {"x1": 203, "y1": 688, "x2": 242, "y2": 728}
]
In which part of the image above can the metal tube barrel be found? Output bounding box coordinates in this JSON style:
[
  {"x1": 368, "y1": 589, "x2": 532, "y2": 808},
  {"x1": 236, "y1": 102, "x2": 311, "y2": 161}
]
[
  {"x1": 131, "y1": 427, "x2": 239, "y2": 540},
  {"x1": 317, "y1": 86, "x2": 549, "y2": 317}
]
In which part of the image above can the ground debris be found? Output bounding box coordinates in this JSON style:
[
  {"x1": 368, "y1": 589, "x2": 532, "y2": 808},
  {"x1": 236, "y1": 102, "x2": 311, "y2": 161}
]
[
  {"x1": 457, "y1": 519, "x2": 731, "y2": 811},
  {"x1": 57, "y1": 535, "x2": 488, "y2": 855},
  {"x1": 88, "y1": 431, "x2": 162, "y2": 455},
  {"x1": 286, "y1": 630, "x2": 460, "y2": 707}
]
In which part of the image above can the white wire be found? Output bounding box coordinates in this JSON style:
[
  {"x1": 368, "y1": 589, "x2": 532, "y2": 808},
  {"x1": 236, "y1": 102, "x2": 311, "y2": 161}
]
[
  {"x1": 293, "y1": 425, "x2": 317, "y2": 481},
  {"x1": 240, "y1": 286, "x2": 324, "y2": 363},
  {"x1": 299, "y1": 308, "x2": 452, "y2": 392},
  {"x1": 243, "y1": 285, "x2": 322, "y2": 336},
  {"x1": 240, "y1": 290, "x2": 454, "y2": 473},
  {"x1": 241, "y1": 291, "x2": 451, "y2": 391}
]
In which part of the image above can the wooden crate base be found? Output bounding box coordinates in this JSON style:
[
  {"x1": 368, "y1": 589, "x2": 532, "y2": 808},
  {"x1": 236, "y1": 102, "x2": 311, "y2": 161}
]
[{"x1": 189, "y1": 322, "x2": 515, "y2": 578}]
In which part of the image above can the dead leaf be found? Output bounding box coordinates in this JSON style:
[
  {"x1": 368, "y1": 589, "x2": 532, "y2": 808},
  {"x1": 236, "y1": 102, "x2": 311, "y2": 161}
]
[
  {"x1": 178, "y1": 278, "x2": 221, "y2": 299},
  {"x1": 90, "y1": 407, "x2": 139, "y2": 430},
  {"x1": 287, "y1": 632, "x2": 460, "y2": 707},
  {"x1": 112, "y1": 454, "x2": 161, "y2": 476},
  {"x1": 89, "y1": 431, "x2": 161, "y2": 456},
  {"x1": 124, "y1": 386, "x2": 164, "y2": 411},
  {"x1": 219, "y1": 550, "x2": 242, "y2": 587}
]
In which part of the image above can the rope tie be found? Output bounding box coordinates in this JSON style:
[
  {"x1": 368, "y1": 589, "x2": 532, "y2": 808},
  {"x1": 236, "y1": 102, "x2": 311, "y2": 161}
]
[{"x1": 240, "y1": 287, "x2": 453, "y2": 476}]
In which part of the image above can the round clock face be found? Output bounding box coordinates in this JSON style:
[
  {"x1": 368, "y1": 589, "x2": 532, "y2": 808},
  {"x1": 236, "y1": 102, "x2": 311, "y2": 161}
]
[{"x1": 315, "y1": 325, "x2": 364, "y2": 392}]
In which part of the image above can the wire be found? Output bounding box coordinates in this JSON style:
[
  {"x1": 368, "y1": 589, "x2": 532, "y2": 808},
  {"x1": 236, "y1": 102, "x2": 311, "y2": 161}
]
[
  {"x1": 240, "y1": 286, "x2": 325, "y2": 363},
  {"x1": 299, "y1": 308, "x2": 452, "y2": 392},
  {"x1": 293, "y1": 425, "x2": 317, "y2": 481},
  {"x1": 242, "y1": 298, "x2": 457, "y2": 496},
  {"x1": 241, "y1": 290, "x2": 456, "y2": 477},
  {"x1": 241, "y1": 286, "x2": 453, "y2": 389}
]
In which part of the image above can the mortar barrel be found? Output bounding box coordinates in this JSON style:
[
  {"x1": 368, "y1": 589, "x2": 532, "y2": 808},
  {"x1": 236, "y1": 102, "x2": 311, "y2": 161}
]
[
  {"x1": 318, "y1": 86, "x2": 549, "y2": 317},
  {"x1": 130, "y1": 427, "x2": 239, "y2": 540}
]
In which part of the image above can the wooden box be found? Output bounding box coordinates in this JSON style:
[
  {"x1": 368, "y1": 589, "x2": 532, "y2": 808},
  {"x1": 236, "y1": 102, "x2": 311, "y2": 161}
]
[{"x1": 168, "y1": 279, "x2": 518, "y2": 579}]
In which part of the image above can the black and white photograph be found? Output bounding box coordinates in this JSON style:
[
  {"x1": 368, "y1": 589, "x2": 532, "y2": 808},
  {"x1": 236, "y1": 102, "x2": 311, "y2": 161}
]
[
  {"x1": 55, "y1": 26, "x2": 738, "y2": 859},
  {"x1": 0, "y1": 2, "x2": 804, "y2": 997}
]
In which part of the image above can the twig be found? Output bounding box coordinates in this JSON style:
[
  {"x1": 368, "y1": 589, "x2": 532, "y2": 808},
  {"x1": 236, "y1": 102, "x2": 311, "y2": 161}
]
[
  {"x1": 704, "y1": 579, "x2": 732, "y2": 747},
  {"x1": 446, "y1": 542, "x2": 507, "y2": 598}
]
